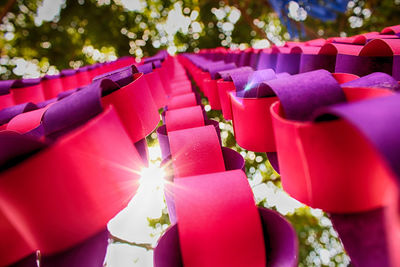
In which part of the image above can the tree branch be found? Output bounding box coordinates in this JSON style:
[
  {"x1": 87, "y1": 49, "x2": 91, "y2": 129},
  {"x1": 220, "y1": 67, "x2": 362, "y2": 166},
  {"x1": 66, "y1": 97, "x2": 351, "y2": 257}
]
[
  {"x1": 0, "y1": 0, "x2": 17, "y2": 22},
  {"x1": 110, "y1": 234, "x2": 154, "y2": 251}
]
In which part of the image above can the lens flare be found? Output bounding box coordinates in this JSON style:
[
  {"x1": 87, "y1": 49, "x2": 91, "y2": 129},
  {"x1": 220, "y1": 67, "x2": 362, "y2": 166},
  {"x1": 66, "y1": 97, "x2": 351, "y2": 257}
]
[
  {"x1": 244, "y1": 80, "x2": 254, "y2": 91},
  {"x1": 139, "y1": 163, "x2": 166, "y2": 189},
  {"x1": 107, "y1": 162, "x2": 168, "y2": 244}
]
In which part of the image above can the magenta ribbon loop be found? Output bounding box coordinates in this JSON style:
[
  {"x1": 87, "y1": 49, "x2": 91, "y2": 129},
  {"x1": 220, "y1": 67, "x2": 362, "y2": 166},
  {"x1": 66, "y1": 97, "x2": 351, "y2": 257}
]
[{"x1": 314, "y1": 93, "x2": 400, "y2": 183}]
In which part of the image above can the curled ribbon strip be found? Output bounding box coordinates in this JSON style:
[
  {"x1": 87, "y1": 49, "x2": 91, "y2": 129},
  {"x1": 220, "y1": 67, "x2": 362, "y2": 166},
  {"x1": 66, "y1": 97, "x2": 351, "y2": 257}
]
[
  {"x1": 101, "y1": 72, "x2": 160, "y2": 143},
  {"x1": 168, "y1": 125, "x2": 225, "y2": 178},
  {"x1": 0, "y1": 107, "x2": 142, "y2": 264},
  {"x1": 156, "y1": 55, "x2": 298, "y2": 267},
  {"x1": 173, "y1": 170, "x2": 266, "y2": 267},
  {"x1": 157, "y1": 118, "x2": 219, "y2": 162},
  {"x1": 0, "y1": 56, "x2": 165, "y2": 265},
  {"x1": 312, "y1": 94, "x2": 400, "y2": 267},
  {"x1": 165, "y1": 105, "x2": 205, "y2": 132},
  {"x1": 166, "y1": 93, "x2": 198, "y2": 110},
  {"x1": 0, "y1": 102, "x2": 38, "y2": 126}
]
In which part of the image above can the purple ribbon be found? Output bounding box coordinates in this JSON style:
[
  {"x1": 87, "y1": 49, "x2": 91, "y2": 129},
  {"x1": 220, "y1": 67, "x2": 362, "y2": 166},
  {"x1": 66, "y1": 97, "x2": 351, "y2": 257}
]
[
  {"x1": 236, "y1": 69, "x2": 277, "y2": 98},
  {"x1": 299, "y1": 54, "x2": 336, "y2": 73},
  {"x1": 262, "y1": 69, "x2": 345, "y2": 121},
  {"x1": 329, "y1": 208, "x2": 390, "y2": 267},
  {"x1": 203, "y1": 60, "x2": 226, "y2": 73},
  {"x1": 257, "y1": 52, "x2": 278, "y2": 71},
  {"x1": 275, "y1": 53, "x2": 300, "y2": 74},
  {"x1": 153, "y1": 60, "x2": 162, "y2": 69},
  {"x1": 60, "y1": 69, "x2": 77, "y2": 77},
  {"x1": 137, "y1": 63, "x2": 153, "y2": 74},
  {"x1": 40, "y1": 229, "x2": 109, "y2": 267},
  {"x1": 0, "y1": 102, "x2": 37, "y2": 125},
  {"x1": 0, "y1": 80, "x2": 14, "y2": 95},
  {"x1": 42, "y1": 74, "x2": 61, "y2": 80},
  {"x1": 230, "y1": 53, "x2": 242, "y2": 65},
  {"x1": 37, "y1": 98, "x2": 57, "y2": 109},
  {"x1": 11, "y1": 78, "x2": 41, "y2": 89},
  {"x1": 249, "y1": 51, "x2": 260, "y2": 69},
  {"x1": 144, "y1": 51, "x2": 168, "y2": 63},
  {"x1": 42, "y1": 85, "x2": 103, "y2": 139},
  {"x1": 93, "y1": 65, "x2": 138, "y2": 87},
  {"x1": 9, "y1": 229, "x2": 109, "y2": 267},
  {"x1": 0, "y1": 131, "x2": 46, "y2": 171},
  {"x1": 207, "y1": 63, "x2": 237, "y2": 80},
  {"x1": 341, "y1": 72, "x2": 400, "y2": 91},
  {"x1": 335, "y1": 54, "x2": 393, "y2": 77},
  {"x1": 57, "y1": 88, "x2": 79, "y2": 100},
  {"x1": 217, "y1": 67, "x2": 254, "y2": 91},
  {"x1": 238, "y1": 51, "x2": 252, "y2": 67},
  {"x1": 393, "y1": 55, "x2": 400, "y2": 81},
  {"x1": 276, "y1": 72, "x2": 291, "y2": 79}
]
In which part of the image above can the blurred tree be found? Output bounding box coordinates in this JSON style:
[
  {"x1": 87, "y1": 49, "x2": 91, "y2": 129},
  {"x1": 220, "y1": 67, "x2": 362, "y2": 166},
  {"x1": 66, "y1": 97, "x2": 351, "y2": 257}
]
[{"x1": 0, "y1": 0, "x2": 399, "y2": 79}]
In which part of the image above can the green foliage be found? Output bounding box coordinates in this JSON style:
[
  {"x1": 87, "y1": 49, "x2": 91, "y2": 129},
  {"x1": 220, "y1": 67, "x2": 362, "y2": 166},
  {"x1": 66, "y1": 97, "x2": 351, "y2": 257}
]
[
  {"x1": 1, "y1": 0, "x2": 399, "y2": 79},
  {"x1": 308, "y1": 0, "x2": 400, "y2": 38},
  {"x1": 147, "y1": 208, "x2": 170, "y2": 229}
]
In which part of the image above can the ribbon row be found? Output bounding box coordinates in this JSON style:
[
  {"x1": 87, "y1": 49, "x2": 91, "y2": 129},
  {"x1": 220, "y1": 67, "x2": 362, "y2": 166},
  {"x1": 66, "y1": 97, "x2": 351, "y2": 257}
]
[
  {"x1": 153, "y1": 58, "x2": 298, "y2": 267},
  {"x1": 178, "y1": 25, "x2": 400, "y2": 267},
  {"x1": 0, "y1": 57, "x2": 136, "y2": 109},
  {"x1": 198, "y1": 24, "x2": 400, "y2": 81},
  {"x1": 0, "y1": 51, "x2": 174, "y2": 266}
]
